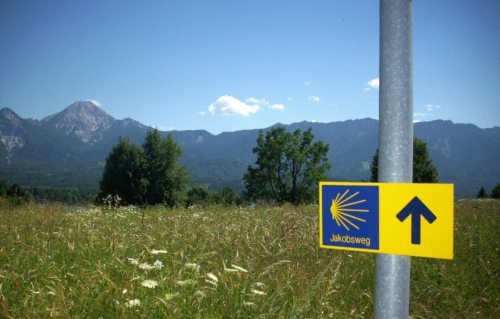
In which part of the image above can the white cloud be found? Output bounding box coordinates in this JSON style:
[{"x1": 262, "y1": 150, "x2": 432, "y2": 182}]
[
  {"x1": 304, "y1": 81, "x2": 310, "y2": 86},
  {"x1": 308, "y1": 96, "x2": 321, "y2": 103},
  {"x1": 364, "y1": 77, "x2": 379, "y2": 91},
  {"x1": 414, "y1": 112, "x2": 427, "y2": 117},
  {"x1": 269, "y1": 103, "x2": 285, "y2": 110},
  {"x1": 86, "y1": 99, "x2": 102, "y2": 107},
  {"x1": 208, "y1": 95, "x2": 260, "y2": 116},
  {"x1": 425, "y1": 104, "x2": 442, "y2": 112},
  {"x1": 245, "y1": 97, "x2": 285, "y2": 111}
]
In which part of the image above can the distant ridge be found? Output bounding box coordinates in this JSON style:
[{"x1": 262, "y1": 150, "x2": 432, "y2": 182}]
[{"x1": 0, "y1": 102, "x2": 499, "y2": 197}]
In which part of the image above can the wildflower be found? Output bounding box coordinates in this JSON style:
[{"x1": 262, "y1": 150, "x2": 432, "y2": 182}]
[
  {"x1": 125, "y1": 299, "x2": 141, "y2": 308},
  {"x1": 231, "y1": 264, "x2": 248, "y2": 273},
  {"x1": 194, "y1": 290, "x2": 205, "y2": 298},
  {"x1": 141, "y1": 279, "x2": 158, "y2": 289},
  {"x1": 205, "y1": 279, "x2": 218, "y2": 287},
  {"x1": 244, "y1": 301, "x2": 257, "y2": 307},
  {"x1": 165, "y1": 293, "x2": 179, "y2": 301},
  {"x1": 251, "y1": 289, "x2": 267, "y2": 296},
  {"x1": 206, "y1": 273, "x2": 218, "y2": 283},
  {"x1": 185, "y1": 263, "x2": 200, "y2": 271},
  {"x1": 151, "y1": 249, "x2": 168, "y2": 255},
  {"x1": 176, "y1": 279, "x2": 197, "y2": 286},
  {"x1": 164, "y1": 293, "x2": 179, "y2": 301},
  {"x1": 139, "y1": 263, "x2": 155, "y2": 271},
  {"x1": 253, "y1": 282, "x2": 265, "y2": 288},
  {"x1": 122, "y1": 289, "x2": 127, "y2": 295},
  {"x1": 153, "y1": 260, "x2": 164, "y2": 270},
  {"x1": 127, "y1": 258, "x2": 139, "y2": 266}
]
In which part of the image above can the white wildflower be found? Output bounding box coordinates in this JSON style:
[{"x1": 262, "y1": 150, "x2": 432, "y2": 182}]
[
  {"x1": 141, "y1": 279, "x2": 158, "y2": 289},
  {"x1": 194, "y1": 290, "x2": 205, "y2": 298},
  {"x1": 231, "y1": 264, "x2": 248, "y2": 273},
  {"x1": 127, "y1": 257, "x2": 139, "y2": 265},
  {"x1": 125, "y1": 299, "x2": 141, "y2": 308},
  {"x1": 151, "y1": 249, "x2": 168, "y2": 255},
  {"x1": 122, "y1": 289, "x2": 127, "y2": 295},
  {"x1": 139, "y1": 263, "x2": 155, "y2": 271},
  {"x1": 253, "y1": 282, "x2": 265, "y2": 288},
  {"x1": 185, "y1": 263, "x2": 200, "y2": 271},
  {"x1": 176, "y1": 279, "x2": 197, "y2": 286},
  {"x1": 205, "y1": 279, "x2": 218, "y2": 287},
  {"x1": 153, "y1": 260, "x2": 164, "y2": 270},
  {"x1": 206, "y1": 273, "x2": 218, "y2": 283},
  {"x1": 251, "y1": 289, "x2": 267, "y2": 296},
  {"x1": 164, "y1": 293, "x2": 179, "y2": 301}
]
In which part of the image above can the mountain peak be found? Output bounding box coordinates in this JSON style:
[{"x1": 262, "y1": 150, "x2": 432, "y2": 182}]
[
  {"x1": 41, "y1": 101, "x2": 115, "y2": 143},
  {"x1": 0, "y1": 107, "x2": 22, "y2": 125},
  {"x1": 64, "y1": 100, "x2": 108, "y2": 115}
]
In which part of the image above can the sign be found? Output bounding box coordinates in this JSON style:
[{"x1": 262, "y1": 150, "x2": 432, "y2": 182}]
[{"x1": 319, "y1": 182, "x2": 454, "y2": 259}]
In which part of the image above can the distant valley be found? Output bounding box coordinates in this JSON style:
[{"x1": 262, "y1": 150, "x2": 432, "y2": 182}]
[{"x1": 1, "y1": 101, "x2": 499, "y2": 198}]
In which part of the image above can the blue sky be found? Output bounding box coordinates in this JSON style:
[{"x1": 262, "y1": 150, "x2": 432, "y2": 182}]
[{"x1": 1, "y1": 0, "x2": 499, "y2": 134}]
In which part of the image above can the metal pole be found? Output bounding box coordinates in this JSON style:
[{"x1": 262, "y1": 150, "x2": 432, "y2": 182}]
[{"x1": 375, "y1": 1, "x2": 413, "y2": 319}]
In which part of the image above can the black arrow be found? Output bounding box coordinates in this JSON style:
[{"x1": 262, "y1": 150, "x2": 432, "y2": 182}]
[{"x1": 396, "y1": 196, "x2": 437, "y2": 245}]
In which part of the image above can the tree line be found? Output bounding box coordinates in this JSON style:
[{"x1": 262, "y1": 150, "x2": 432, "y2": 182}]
[
  {"x1": 477, "y1": 185, "x2": 500, "y2": 199},
  {"x1": 99, "y1": 127, "x2": 461, "y2": 207},
  {"x1": 0, "y1": 179, "x2": 30, "y2": 205}
]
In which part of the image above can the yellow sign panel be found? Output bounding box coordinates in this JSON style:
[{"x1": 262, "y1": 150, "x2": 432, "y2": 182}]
[{"x1": 319, "y1": 182, "x2": 454, "y2": 259}]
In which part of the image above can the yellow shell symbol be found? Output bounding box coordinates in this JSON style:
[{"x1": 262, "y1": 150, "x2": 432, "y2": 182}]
[{"x1": 330, "y1": 189, "x2": 369, "y2": 231}]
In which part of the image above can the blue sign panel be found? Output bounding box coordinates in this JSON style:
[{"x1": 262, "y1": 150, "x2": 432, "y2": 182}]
[{"x1": 321, "y1": 185, "x2": 379, "y2": 250}]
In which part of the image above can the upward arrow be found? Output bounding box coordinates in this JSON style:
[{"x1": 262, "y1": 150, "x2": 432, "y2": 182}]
[{"x1": 396, "y1": 196, "x2": 437, "y2": 245}]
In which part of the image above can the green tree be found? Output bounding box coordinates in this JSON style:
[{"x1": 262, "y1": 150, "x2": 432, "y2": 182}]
[
  {"x1": 99, "y1": 138, "x2": 145, "y2": 205},
  {"x1": 5, "y1": 183, "x2": 30, "y2": 204},
  {"x1": 0, "y1": 178, "x2": 7, "y2": 197},
  {"x1": 476, "y1": 186, "x2": 487, "y2": 199},
  {"x1": 142, "y1": 130, "x2": 189, "y2": 207},
  {"x1": 244, "y1": 127, "x2": 330, "y2": 205},
  {"x1": 186, "y1": 185, "x2": 209, "y2": 207},
  {"x1": 370, "y1": 138, "x2": 439, "y2": 183},
  {"x1": 491, "y1": 184, "x2": 500, "y2": 199},
  {"x1": 213, "y1": 187, "x2": 238, "y2": 206}
]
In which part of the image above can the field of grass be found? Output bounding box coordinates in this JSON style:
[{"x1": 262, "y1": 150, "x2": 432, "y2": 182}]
[{"x1": 0, "y1": 199, "x2": 498, "y2": 318}]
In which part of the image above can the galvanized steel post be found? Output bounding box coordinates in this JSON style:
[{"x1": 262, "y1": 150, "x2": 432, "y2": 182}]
[{"x1": 375, "y1": 0, "x2": 413, "y2": 318}]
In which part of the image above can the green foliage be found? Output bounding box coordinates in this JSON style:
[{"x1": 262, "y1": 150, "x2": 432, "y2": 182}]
[
  {"x1": 212, "y1": 187, "x2": 238, "y2": 206},
  {"x1": 0, "y1": 179, "x2": 30, "y2": 205},
  {"x1": 186, "y1": 186, "x2": 239, "y2": 207},
  {"x1": 142, "y1": 130, "x2": 189, "y2": 207},
  {"x1": 0, "y1": 179, "x2": 7, "y2": 197},
  {"x1": 370, "y1": 138, "x2": 439, "y2": 183},
  {"x1": 99, "y1": 130, "x2": 189, "y2": 207},
  {"x1": 490, "y1": 184, "x2": 500, "y2": 199},
  {"x1": 186, "y1": 185, "x2": 210, "y2": 207},
  {"x1": 369, "y1": 149, "x2": 379, "y2": 183},
  {"x1": 99, "y1": 138, "x2": 145, "y2": 205},
  {"x1": 413, "y1": 138, "x2": 439, "y2": 183},
  {"x1": 477, "y1": 186, "x2": 487, "y2": 199},
  {"x1": 244, "y1": 127, "x2": 330, "y2": 205},
  {"x1": 30, "y1": 187, "x2": 95, "y2": 204}
]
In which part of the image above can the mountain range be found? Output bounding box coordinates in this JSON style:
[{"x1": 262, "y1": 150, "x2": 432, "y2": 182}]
[{"x1": 1, "y1": 101, "x2": 499, "y2": 198}]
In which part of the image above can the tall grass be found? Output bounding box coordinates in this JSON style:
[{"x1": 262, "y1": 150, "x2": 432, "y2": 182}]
[{"x1": 0, "y1": 199, "x2": 498, "y2": 318}]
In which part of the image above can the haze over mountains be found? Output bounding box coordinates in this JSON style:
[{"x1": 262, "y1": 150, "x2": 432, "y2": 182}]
[{"x1": 0, "y1": 101, "x2": 499, "y2": 198}]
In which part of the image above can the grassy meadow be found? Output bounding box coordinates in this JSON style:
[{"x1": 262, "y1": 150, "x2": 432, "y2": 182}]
[{"x1": 0, "y1": 199, "x2": 498, "y2": 318}]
